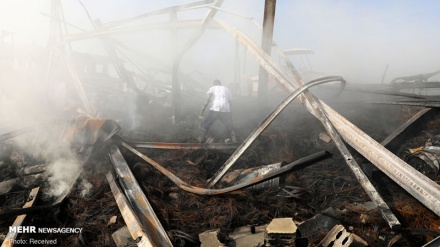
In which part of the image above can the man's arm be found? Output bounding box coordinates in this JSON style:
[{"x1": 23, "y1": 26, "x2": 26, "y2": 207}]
[{"x1": 201, "y1": 94, "x2": 212, "y2": 116}]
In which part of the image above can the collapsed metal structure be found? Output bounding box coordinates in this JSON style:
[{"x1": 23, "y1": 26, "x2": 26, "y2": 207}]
[{"x1": 2, "y1": 0, "x2": 440, "y2": 246}]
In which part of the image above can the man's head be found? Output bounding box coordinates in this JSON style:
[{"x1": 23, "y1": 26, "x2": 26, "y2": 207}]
[{"x1": 213, "y1": 79, "x2": 221, "y2": 86}]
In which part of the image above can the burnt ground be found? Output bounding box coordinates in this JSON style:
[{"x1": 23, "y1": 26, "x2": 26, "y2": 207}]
[{"x1": 1, "y1": 90, "x2": 440, "y2": 246}]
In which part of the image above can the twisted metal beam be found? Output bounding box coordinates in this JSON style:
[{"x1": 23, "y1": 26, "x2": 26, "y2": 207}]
[
  {"x1": 108, "y1": 144, "x2": 173, "y2": 247},
  {"x1": 118, "y1": 138, "x2": 331, "y2": 195},
  {"x1": 214, "y1": 19, "x2": 439, "y2": 227},
  {"x1": 206, "y1": 76, "x2": 346, "y2": 188}
]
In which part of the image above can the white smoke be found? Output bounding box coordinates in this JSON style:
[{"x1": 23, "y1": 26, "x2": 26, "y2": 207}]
[{"x1": 46, "y1": 158, "x2": 82, "y2": 197}]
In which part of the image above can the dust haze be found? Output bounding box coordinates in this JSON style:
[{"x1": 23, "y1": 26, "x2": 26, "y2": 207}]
[{"x1": 0, "y1": 0, "x2": 439, "y2": 196}]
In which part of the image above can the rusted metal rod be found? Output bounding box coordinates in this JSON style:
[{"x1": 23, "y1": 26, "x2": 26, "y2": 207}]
[
  {"x1": 119, "y1": 139, "x2": 331, "y2": 195},
  {"x1": 206, "y1": 76, "x2": 345, "y2": 188}
]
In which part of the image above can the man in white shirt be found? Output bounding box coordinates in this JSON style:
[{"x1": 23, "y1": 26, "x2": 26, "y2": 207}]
[{"x1": 200, "y1": 79, "x2": 237, "y2": 143}]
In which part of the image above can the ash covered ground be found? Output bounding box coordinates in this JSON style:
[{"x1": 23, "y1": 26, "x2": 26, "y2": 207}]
[{"x1": 1, "y1": 89, "x2": 440, "y2": 247}]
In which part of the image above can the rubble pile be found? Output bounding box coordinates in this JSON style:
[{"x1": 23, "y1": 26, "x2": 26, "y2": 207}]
[
  {"x1": 1, "y1": 103, "x2": 440, "y2": 247},
  {"x1": 1, "y1": 1, "x2": 440, "y2": 246}
]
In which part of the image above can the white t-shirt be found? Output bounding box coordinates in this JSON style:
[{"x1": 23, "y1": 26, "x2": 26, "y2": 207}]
[{"x1": 207, "y1": 85, "x2": 233, "y2": 112}]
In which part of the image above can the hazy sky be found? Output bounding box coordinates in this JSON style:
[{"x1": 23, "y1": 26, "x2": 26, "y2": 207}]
[{"x1": 0, "y1": 0, "x2": 439, "y2": 84}]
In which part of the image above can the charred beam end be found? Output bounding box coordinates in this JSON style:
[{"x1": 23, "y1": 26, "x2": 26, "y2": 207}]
[
  {"x1": 1, "y1": 187, "x2": 39, "y2": 247},
  {"x1": 0, "y1": 183, "x2": 76, "y2": 220},
  {"x1": 0, "y1": 199, "x2": 62, "y2": 220},
  {"x1": 107, "y1": 144, "x2": 173, "y2": 247},
  {"x1": 382, "y1": 108, "x2": 433, "y2": 153},
  {"x1": 106, "y1": 172, "x2": 153, "y2": 245}
]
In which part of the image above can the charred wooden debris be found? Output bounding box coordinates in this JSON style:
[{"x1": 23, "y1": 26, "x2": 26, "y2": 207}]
[
  {"x1": 2, "y1": 0, "x2": 440, "y2": 246},
  {"x1": 2, "y1": 87, "x2": 440, "y2": 246}
]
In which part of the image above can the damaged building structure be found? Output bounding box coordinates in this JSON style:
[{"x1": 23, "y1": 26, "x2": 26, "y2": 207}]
[{"x1": 1, "y1": 0, "x2": 440, "y2": 246}]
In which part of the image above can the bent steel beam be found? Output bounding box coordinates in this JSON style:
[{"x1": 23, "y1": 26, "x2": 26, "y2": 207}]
[
  {"x1": 108, "y1": 144, "x2": 173, "y2": 247},
  {"x1": 206, "y1": 76, "x2": 345, "y2": 188},
  {"x1": 323, "y1": 106, "x2": 440, "y2": 215},
  {"x1": 119, "y1": 139, "x2": 331, "y2": 195},
  {"x1": 215, "y1": 19, "x2": 440, "y2": 221},
  {"x1": 215, "y1": 20, "x2": 401, "y2": 227},
  {"x1": 106, "y1": 172, "x2": 155, "y2": 247}
]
